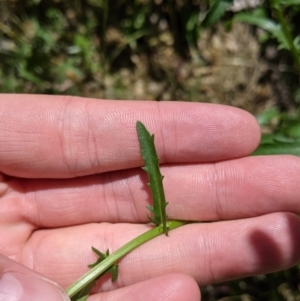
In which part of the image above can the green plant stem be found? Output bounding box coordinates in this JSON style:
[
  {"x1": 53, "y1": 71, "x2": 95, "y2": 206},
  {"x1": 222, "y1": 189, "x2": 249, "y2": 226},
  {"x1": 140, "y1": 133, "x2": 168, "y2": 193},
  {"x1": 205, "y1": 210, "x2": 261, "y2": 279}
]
[
  {"x1": 66, "y1": 220, "x2": 187, "y2": 298},
  {"x1": 271, "y1": 2, "x2": 300, "y2": 71}
]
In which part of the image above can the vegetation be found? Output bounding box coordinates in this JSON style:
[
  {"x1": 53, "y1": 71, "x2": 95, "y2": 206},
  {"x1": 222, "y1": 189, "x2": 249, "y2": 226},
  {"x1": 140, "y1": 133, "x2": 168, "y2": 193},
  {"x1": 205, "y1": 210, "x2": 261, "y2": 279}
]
[{"x1": 0, "y1": 0, "x2": 300, "y2": 300}]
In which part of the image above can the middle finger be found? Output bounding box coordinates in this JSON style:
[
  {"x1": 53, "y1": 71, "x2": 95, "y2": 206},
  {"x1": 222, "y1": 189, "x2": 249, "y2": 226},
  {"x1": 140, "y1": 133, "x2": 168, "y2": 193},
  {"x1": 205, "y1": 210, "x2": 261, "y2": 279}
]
[{"x1": 5, "y1": 155, "x2": 300, "y2": 227}]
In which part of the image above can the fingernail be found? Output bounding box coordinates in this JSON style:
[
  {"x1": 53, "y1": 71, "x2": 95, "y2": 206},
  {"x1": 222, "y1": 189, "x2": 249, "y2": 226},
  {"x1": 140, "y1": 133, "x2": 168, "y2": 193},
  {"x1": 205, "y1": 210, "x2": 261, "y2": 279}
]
[{"x1": 0, "y1": 272, "x2": 70, "y2": 301}]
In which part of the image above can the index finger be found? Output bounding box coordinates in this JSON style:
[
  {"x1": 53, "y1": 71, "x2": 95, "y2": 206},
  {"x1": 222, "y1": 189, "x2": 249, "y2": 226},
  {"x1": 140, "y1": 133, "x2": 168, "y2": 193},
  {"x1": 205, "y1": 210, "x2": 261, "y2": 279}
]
[{"x1": 0, "y1": 94, "x2": 260, "y2": 178}]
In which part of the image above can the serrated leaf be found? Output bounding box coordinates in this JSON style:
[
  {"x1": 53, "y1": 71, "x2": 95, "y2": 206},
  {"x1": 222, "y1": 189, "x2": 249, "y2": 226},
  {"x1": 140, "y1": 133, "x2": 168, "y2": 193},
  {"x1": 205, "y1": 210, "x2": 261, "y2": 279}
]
[{"x1": 136, "y1": 121, "x2": 169, "y2": 235}]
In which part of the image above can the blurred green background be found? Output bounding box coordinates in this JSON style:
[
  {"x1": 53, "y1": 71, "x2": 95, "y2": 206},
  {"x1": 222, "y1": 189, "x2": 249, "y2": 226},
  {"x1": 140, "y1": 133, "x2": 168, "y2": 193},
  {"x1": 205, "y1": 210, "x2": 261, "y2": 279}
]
[{"x1": 0, "y1": 0, "x2": 300, "y2": 300}]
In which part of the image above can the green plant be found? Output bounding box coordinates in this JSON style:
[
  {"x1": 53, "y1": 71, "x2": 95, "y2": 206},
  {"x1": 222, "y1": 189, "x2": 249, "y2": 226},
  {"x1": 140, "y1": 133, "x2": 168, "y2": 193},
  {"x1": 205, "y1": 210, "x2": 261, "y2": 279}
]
[
  {"x1": 136, "y1": 121, "x2": 169, "y2": 234},
  {"x1": 253, "y1": 108, "x2": 300, "y2": 155},
  {"x1": 66, "y1": 121, "x2": 187, "y2": 301}
]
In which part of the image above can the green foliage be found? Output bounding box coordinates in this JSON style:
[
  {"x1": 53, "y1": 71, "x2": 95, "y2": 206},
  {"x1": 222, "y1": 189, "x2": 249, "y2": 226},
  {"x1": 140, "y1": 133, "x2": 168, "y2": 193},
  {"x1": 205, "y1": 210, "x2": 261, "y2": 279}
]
[
  {"x1": 234, "y1": 11, "x2": 290, "y2": 48},
  {"x1": 202, "y1": 266, "x2": 300, "y2": 300},
  {"x1": 1, "y1": 0, "x2": 299, "y2": 101},
  {"x1": 233, "y1": 0, "x2": 300, "y2": 71},
  {"x1": 0, "y1": 0, "x2": 235, "y2": 94},
  {"x1": 0, "y1": 2, "x2": 100, "y2": 93},
  {"x1": 253, "y1": 108, "x2": 300, "y2": 155}
]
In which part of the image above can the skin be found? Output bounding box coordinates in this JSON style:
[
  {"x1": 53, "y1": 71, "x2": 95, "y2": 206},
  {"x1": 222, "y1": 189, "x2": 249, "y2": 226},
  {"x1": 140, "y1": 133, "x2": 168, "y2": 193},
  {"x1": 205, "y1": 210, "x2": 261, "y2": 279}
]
[{"x1": 0, "y1": 94, "x2": 300, "y2": 301}]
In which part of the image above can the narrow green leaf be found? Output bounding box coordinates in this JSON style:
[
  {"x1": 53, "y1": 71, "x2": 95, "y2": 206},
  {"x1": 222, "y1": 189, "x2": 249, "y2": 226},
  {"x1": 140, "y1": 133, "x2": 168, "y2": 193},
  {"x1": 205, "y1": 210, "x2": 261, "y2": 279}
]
[
  {"x1": 136, "y1": 121, "x2": 169, "y2": 235},
  {"x1": 202, "y1": 0, "x2": 233, "y2": 27},
  {"x1": 276, "y1": 0, "x2": 300, "y2": 7},
  {"x1": 233, "y1": 13, "x2": 289, "y2": 49},
  {"x1": 252, "y1": 142, "x2": 300, "y2": 156},
  {"x1": 273, "y1": 133, "x2": 300, "y2": 143},
  {"x1": 234, "y1": 13, "x2": 279, "y2": 32}
]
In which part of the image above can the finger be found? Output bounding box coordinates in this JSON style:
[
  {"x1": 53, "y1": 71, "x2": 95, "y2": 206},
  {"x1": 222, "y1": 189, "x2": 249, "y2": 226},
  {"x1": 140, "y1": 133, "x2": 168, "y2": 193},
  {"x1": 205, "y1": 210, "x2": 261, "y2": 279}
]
[
  {"x1": 0, "y1": 254, "x2": 69, "y2": 301},
  {"x1": 88, "y1": 274, "x2": 200, "y2": 301},
  {"x1": 14, "y1": 212, "x2": 300, "y2": 290},
  {"x1": 2, "y1": 156, "x2": 300, "y2": 228},
  {"x1": 0, "y1": 94, "x2": 260, "y2": 178}
]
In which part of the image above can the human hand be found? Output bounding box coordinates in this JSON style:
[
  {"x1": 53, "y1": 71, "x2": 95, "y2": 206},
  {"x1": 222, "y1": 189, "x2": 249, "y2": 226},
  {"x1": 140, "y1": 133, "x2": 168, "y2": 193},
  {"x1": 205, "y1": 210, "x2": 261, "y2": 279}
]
[{"x1": 0, "y1": 94, "x2": 299, "y2": 301}]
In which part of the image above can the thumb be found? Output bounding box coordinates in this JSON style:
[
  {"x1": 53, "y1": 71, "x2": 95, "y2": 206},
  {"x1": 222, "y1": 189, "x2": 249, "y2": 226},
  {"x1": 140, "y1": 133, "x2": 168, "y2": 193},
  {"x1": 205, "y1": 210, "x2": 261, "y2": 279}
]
[{"x1": 0, "y1": 254, "x2": 70, "y2": 301}]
